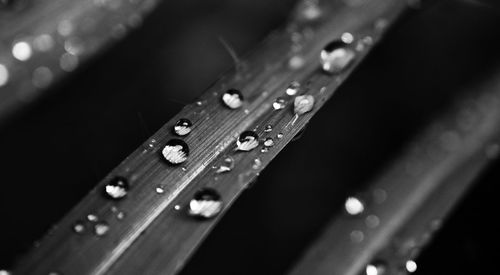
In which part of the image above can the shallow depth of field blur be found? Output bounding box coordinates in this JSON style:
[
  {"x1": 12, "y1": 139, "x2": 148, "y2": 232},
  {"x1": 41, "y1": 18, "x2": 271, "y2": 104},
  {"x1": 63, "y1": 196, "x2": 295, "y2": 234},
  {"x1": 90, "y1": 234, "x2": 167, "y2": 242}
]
[{"x1": 1, "y1": 0, "x2": 500, "y2": 273}]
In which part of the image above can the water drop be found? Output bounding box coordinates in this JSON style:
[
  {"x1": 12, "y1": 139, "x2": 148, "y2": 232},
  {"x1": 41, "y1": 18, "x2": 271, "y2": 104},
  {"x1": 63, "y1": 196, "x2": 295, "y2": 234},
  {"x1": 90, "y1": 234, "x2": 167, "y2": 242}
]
[
  {"x1": 188, "y1": 188, "x2": 223, "y2": 219},
  {"x1": 405, "y1": 260, "x2": 417, "y2": 273},
  {"x1": 365, "y1": 260, "x2": 387, "y2": 275},
  {"x1": 320, "y1": 40, "x2": 356, "y2": 74},
  {"x1": 277, "y1": 133, "x2": 284, "y2": 139},
  {"x1": 156, "y1": 186, "x2": 165, "y2": 194},
  {"x1": 94, "y1": 222, "x2": 110, "y2": 236},
  {"x1": 215, "y1": 157, "x2": 234, "y2": 173},
  {"x1": 58, "y1": 20, "x2": 74, "y2": 36},
  {"x1": 264, "y1": 125, "x2": 273, "y2": 132},
  {"x1": 341, "y1": 32, "x2": 354, "y2": 44},
  {"x1": 104, "y1": 176, "x2": 129, "y2": 200},
  {"x1": 294, "y1": 95, "x2": 314, "y2": 115},
  {"x1": 32, "y1": 66, "x2": 53, "y2": 88},
  {"x1": 264, "y1": 138, "x2": 274, "y2": 147},
  {"x1": 87, "y1": 214, "x2": 98, "y2": 222},
  {"x1": 174, "y1": 205, "x2": 181, "y2": 210},
  {"x1": 300, "y1": 0, "x2": 321, "y2": 20},
  {"x1": 289, "y1": 55, "x2": 305, "y2": 69},
  {"x1": 116, "y1": 212, "x2": 125, "y2": 220},
  {"x1": 273, "y1": 98, "x2": 286, "y2": 110},
  {"x1": 373, "y1": 188, "x2": 387, "y2": 203},
  {"x1": 60, "y1": 53, "x2": 79, "y2": 72},
  {"x1": 252, "y1": 158, "x2": 262, "y2": 169},
  {"x1": 33, "y1": 34, "x2": 55, "y2": 52},
  {"x1": 286, "y1": 81, "x2": 300, "y2": 96},
  {"x1": 73, "y1": 221, "x2": 86, "y2": 234},
  {"x1": 345, "y1": 197, "x2": 364, "y2": 215},
  {"x1": 236, "y1": 131, "x2": 259, "y2": 151},
  {"x1": 196, "y1": 101, "x2": 203, "y2": 106},
  {"x1": 12, "y1": 41, "x2": 32, "y2": 61},
  {"x1": 222, "y1": 89, "x2": 243, "y2": 109},
  {"x1": 162, "y1": 139, "x2": 189, "y2": 164},
  {"x1": 0, "y1": 64, "x2": 8, "y2": 87},
  {"x1": 365, "y1": 215, "x2": 380, "y2": 228},
  {"x1": 173, "y1": 118, "x2": 192, "y2": 136},
  {"x1": 64, "y1": 37, "x2": 85, "y2": 56},
  {"x1": 350, "y1": 230, "x2": 364, "y2": 242},
  {"x1": 260, "y1": 147, "x2": 269, "y2": 153}
]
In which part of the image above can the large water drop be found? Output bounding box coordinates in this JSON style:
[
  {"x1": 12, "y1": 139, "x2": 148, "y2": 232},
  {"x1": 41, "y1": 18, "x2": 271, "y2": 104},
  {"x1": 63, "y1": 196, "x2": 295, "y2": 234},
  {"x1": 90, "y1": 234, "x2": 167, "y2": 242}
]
[
  {"x1": 174, "y1": 118, "x2": 192, "y2": 136},
  {"x1": 188, "y1": 188, "x2": 223, "y2": 219},
  {"x1": 222, "y1": 89, "x2": 244, "y2": 109},
  {"x1": 162, "y1": 139, "x2": 189, "y2": 164},
  {"x1": 236, "y1": 131, "x2": 259, "y2": 152}
]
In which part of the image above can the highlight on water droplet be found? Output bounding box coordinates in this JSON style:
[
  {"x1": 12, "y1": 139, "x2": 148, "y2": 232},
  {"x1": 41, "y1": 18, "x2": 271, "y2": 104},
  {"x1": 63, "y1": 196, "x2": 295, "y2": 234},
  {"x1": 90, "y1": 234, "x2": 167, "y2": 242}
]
[
  {"x1": 222, "y1": 89, "x2": 243, "y2": 109},
  {"x1": 345, "y1": 196, "x2": 365, "y2": 215},
  {"x1": 365, "y1": 260, "x2": 387, "y2": 275},
  {"x1": 94, "y1": 222, "x2": 110, "y2": 236},
  {"x1": 405, "y1": 260, "x2": 417, "y2": 273},
  {"x1": 273, "y1": 98, "x2": 287, "y2": 110},
  {"x1": 173, "y1": 118, "x2": 192, "y2": 136},
  {"x1": 73, "y1": 221, "x2": 86, "y2": 234},
  {"x1": 0, "y1": 64, "x2": 8, "y2": 87},
  {"x1": 162, "y1": 139, "x2": 189, "y2": 164},
  {"x1": 264, "y1": 137, "x2": 274, "y2": 147},
  {"x1": 104, "y1": 176, "x2": 129, "y2": 200},
  {"x1": 215, "y1": 157, "x2": 234, "y2": 173},
  {"x1": 286, "y1": 81, "x2": 300, "y2": 96},
  {"x1": 236, "y1": 131, "x2": 259, "y2": 151},
  {"x1": 320, "y1": 40, "x2": 356, "y2": 74},
  {"x1": 294, "y1": 95, "x2": 314, "y2": 115},
  {"x1": 188, "y1": 188, "x2": 223, "y2": 219}
]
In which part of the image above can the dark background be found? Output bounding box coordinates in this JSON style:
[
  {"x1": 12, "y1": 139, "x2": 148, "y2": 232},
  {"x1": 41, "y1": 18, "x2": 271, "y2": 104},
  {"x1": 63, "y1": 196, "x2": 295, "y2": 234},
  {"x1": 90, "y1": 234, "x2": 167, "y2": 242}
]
[{"x1": 1, "y1": 0, "x2": 500, "y2": 274}]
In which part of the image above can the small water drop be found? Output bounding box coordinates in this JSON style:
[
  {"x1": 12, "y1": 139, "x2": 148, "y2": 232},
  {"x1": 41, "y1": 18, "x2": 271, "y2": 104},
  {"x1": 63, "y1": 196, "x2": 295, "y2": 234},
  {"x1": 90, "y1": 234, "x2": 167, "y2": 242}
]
[
  {"x1": 264, "y1": 125, "x2": 273, "y2": 132},
  {"x1": 365, "y1": 260, "x2": 387, "y2": 275},
  {"x1": 236, "y1": 131, "x2": 259, "y2": 151},
  {"x1": 94, "y1": 222, "x2": 110, "y2": 236},
  {"x1": 289, "y1": 55, "x2": 305, "y2": 69},
  {"x1": 365, "y1": 215, "x2": 380, "y2": 228},
  {"x1": 294, "y1": 95, "x2": 314, "y2": 115},
  {"x1": 260, "y1": 147, "x2": 269, "y2": 153},
  {"x1": 277, "y1": 133, "x2": 283, "y2": 139},
  {"x1": 73, "y1": 221, "x2": 86, "y2": 234},
  {"x1": 373, "y1": 188, "x2": 387, "y2": 204},
  {"x1": 222, "y1": 89, "x2": 243, "y2": 109},
  {"x1": 345, "y1": 197, "x2": 365, "y2": 215},
  {"x1": 350, "y1": 230, "x2": 364, "y2": 242},
  {"x1": 341, "y1": 32, "x2": 354, "y2": 44},
  {"x1": 0, "y1": 64, "x2": 8, "y2": 87},
  {"x1": 174, "y1": 118, "x2": 192, "y2": 136},
  {"x1": 174, "y1": 205, "x2": 181, "y2": 210},
  {"x1": 405, "y1": 260, "x2": 417, "y2": 273},
  {"x1": 12, "y1": 41, "x2": 32, "y2": 61},
  {"x1": 320, "y1": 40, "x2": 356, "y2": 74},
  {"x1": 116, "y1": 212, "x2": 125, "y2": 220},
  {"x1": 300, "y1": 1, "x2": 321, "y2": 20},
  {"x1": 286, "y1": 81, "x2": 300, "y2": 96},
  {"x1": 188, "y1": 188, "x2": 223, "y2": 219},
  {"x1": 196, "y1": 101, "x2": 203, "y2": 106},
  {"x1": 162, "y1": 139, "x2": 189, "y2": 164},
  {"x1": 264, "y1": 138, "x2": 274, "y2": 147},
  {"x1": 215, "y1": 157, "x2": 234, "y2": 173},
  {"x1": 104, "y1": 176, "x2": 129, "y2": 200},
  {"x1": 273, "y1": 98, "x2": 287, "y2": 110},
  {"x1": 33, "y1": 34, "x2": 55, "y2": 52},
  {"x1": 60, "y1": 53, "x2": 79, "y2": 72},
  {"x1": 32, "y1": 66, "x2": 53, "y2": 88},
  {"x1": 156, "y1": 186, "x2": 165, "y2": 194},
  {"x1": 58, "y1": 20, "x2": 74, "y2": 36},
  {"x1": 87, "y1": 214, "x2": 98, "y2": 222},
  {"x1": 252, "y1": 158, "x2": 262, "y2": 169}
]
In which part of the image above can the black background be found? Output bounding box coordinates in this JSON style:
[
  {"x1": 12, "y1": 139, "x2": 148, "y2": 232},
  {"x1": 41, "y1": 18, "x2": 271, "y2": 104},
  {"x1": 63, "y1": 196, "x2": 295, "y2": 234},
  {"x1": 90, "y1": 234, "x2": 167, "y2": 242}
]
[{"x1": 1, "y1": 0, "x2": 500, "y2": 274}]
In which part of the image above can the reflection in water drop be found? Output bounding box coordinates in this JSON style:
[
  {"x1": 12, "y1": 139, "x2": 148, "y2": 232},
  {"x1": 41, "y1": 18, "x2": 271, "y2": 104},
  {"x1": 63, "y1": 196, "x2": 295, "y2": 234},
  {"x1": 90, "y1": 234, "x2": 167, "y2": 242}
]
[
  {"x1": 264, "y1": 138, "x2": 274, "y2": 147},
  {"x1": 320, "y1": 40, "x2": 356, "y2": 74},
  {"x1": 252, "y1": 158, "x2": 262, "y2": 169},
  {"x1": 345, "y1": 197, "x2": 364, "y2": 215},
  {"x1": 365, "y1": 260, "x2": 387, "y2": 275},
  {"x1": 222, "y1": 89, "x2": 243, "y2": 109},
  {"x1": 104, "y1": 176, "x2": 129, "y2": 200},
  {"x1": 162, "y1": 139, "x2": 189, "y2": 164},
  {"x1": 174, "y1": 118, "x2": 192, "y2": 136},
  {"x1": 406, "y1": 260, "x2": 417, "y2": 273},
  {"x1": 87, "y1": 214, "x2": 98, "y2": 222},
  {"x1": 286, "y1": 81, "x2": 300, "y2": 96},
  {"x1": 236, "y1": 131, "x2": 259, "y2": 151},
  {"x1": 215, "y1": 157, "x2": 234, "y2": 173},
  {"x1": 73, "y1": 221, "x2": 86, "y2": 234},
  {"x1": 12, "y1": 41, "x2": 32, "y2": 61},
  {"x1": 94, "y1": 222, "x2": 110, "y2": 236},
  {"x1": 156, "y1": 186, "x2": 165, "y2": 194},
  {"x1": 0, "y1": 64, "x2": 8, "y2": 87},
  {"x1": 273, "y1": 98, "x2": 287, "y2": 110},
  {"x1": 188, "y1": 188, "x2": 223, "y2": 219}
]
